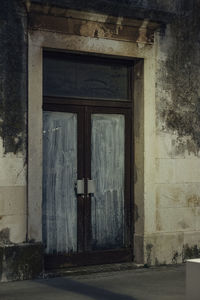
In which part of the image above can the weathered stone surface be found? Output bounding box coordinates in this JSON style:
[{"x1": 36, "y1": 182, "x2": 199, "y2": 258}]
[
  {"x1": 1, "y1": 0, "x2": 200, "y2": 272},
  {"x1": 156, "y1": 0, "x2": 200, "y2": 155},
  {"x1": 0, "y1": 243, "x2": 43, "y2": 282},
  {"x1": 29, "y1": 13, "x2": 157, "y2": 44},
  {"x1": 29, "y1": 0, "x2": 180, "y2": 23},
  {"x1": 0, "y1": 0, "x2": 27, "y2": 154}
]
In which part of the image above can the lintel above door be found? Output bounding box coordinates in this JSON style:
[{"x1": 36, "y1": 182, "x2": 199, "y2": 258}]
[{"x1": 28, "y1": 5, "x2": 162, "y2": 45}]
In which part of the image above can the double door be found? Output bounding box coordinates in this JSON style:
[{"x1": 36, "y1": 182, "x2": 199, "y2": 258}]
[
  {"x1": 43, "y1": 101, "x2": 132, "y2": 268},
  {"x1": 42, "y1": 51, "x2": 133, "y2": 268}
]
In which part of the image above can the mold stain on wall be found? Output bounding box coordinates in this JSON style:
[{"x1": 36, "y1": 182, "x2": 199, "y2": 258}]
[
  {"x1": 0, "y1": 228, "x2": 10, "y2": 244},
  {"x1": 0, "y1": 0, "x2": 27, "y2": 154},
  {"x1": 156, "y1": 1, "x2": 200, "y2": 156}
]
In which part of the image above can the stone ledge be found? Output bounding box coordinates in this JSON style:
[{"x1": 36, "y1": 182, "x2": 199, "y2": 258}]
[{"x1": 0, "y1": 243, "x2": 43, "y2": 282}]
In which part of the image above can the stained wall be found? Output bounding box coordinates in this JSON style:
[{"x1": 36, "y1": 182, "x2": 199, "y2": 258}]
[
  {"x1": 143, "y1": 0, "x2": 200, "y2": 265},
  {"x1": 0, "y1": 0, "x2": 27, "y2": 244},
  {"x1": 1, "y1": 0, "x2": 200, "y2": 265}
]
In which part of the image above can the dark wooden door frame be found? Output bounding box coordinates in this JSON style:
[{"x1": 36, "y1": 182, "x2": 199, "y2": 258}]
[{"x1": 43, "y1": 99, "x2": 133, "y2": 269}]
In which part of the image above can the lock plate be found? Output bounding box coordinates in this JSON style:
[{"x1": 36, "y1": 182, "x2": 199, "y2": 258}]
[
  {"x1": 76, "y1": 179, "x2": 84, "y2": 195},
  {"x1": 87, "y1": 179, "x2": 95, "y2": 194}
]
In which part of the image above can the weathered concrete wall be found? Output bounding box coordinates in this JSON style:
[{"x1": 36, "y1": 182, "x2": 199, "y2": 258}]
[
  {"x1": 143, "y1": 0, "x2": 200, "y2": 265},
  {"x1": 1, "y1": 0, "x2": 200, "y2": 268},
  {"x1": 27, "y1": 0, "x2": 200, "y2": 265},
  {"x1": 30, "y1": 0, "x2": 180, "y2": 19},
  {"x1": 0, "y1": 0, "x2": 27, "y2": 244}
]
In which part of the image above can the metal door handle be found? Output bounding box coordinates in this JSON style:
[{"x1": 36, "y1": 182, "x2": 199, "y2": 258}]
[
  {"x1": 75, "y1": 178, "x2": 95, "y2": 196},
  {"x1": 87, "y1": 179, "x2": 95, "y2": 194},
  {"x1": 76, "y1": 179, "x2": 84, "y2": 195}
]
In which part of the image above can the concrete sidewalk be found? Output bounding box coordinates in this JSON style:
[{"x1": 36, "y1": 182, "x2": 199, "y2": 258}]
[{"x1": 0, "y1": 264, "x2": 185, "y2": 300}]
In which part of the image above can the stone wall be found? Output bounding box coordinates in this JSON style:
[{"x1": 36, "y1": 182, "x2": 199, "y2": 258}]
[
  {"x1": 0, "y1": 0, "x2": 27, "y2": 245},
  {"x1": 1, "y1": 0, "x2": 200, "y2": 272},
  {"x1": 143, "y1": 0, "x2": 200, "y2": 265}
]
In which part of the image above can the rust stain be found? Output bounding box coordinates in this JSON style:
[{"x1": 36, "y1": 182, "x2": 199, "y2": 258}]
[
  {"x1": 80, "y1": 21, "x2": 107, "y2": 38},
  {"x1": 136, "y1": 19, "x2": 153, "y2": 44},
  {"x1": 29, "y1": 13, "x2": 155, "y2": 44},
  {"x1": 156, "y1": 189, "x2": 160, "y2": 208},
  {"x1": 172, "y1": 189, "x2": 181, "y2": 203},
  {"x1": 187, "y1": 195, "x2": 200, "y2": 207},
  {"x1": 178, "y1": 220, "x2": 189, "y2": 229},
  {"x1": 156, "y1": 209, "x2": 162, "y2": 231}
]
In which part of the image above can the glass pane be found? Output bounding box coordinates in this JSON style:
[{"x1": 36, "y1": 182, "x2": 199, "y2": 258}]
[
  {"x1": 91, "y1": 114, "x2": 125, "y2": 250},
  {"x1": 43, "y1": 53, "x2": 130, "y2": 101},
  {"x1": 43, "y1": 111, "x2": 77, "y2": 254}
]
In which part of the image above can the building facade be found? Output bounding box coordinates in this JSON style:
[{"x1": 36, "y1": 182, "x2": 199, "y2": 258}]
[{"x1": 0, "y1": 0, "x2": 200, "y2": 281}]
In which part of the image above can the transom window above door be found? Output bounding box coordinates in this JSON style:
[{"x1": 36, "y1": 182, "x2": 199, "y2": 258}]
[{"x1": 43, "y1": 51, "x2": 132, "y2": 101}]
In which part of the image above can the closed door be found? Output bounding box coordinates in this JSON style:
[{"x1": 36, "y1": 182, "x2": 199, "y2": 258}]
[{"x1": 42, "y1": 52, "x2": 133, "y2": 268}]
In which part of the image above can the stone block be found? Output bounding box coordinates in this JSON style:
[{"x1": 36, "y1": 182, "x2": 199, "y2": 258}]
[
  {"x1": 0, "y1": 153, "x2": 26, "y2": 187},
  {"x1": 155, "y1": 158, "x2": 176, "y2": 183},
  {"x1": 144, "y1": 232, "x2": 184, "y2": 265},
  {"x1": 156, "y1": 183, "x2": 200, "y2": 209},
  {"x1": 0, "y1": 215, "x2": 27, "y2": 243},
  {"x1": 155, "y1": 132, "x2": 173, "y2": 159},
  {"x1": 134, "y1": 234, "x2": 144, "y2": 264},
  {"x1": 0, "y1": 186, "x2": 26, "y2": 216},
  {"x1": 156, "y1": 207, "x2": 196, "y2": 232},
  {"x1": 175, "y1": 159, "x2": 200, "y2": 183}
]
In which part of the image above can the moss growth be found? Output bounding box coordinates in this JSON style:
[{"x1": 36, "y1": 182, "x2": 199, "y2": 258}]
[
  {"x1": 157, "y1": 0, "x2": 200, "y2": 154},
  {"x1": 146, "y1": 243, "x2": 153, "y2": 266},
  {"x1": 0, "y1": 0, "x2": 27, "y2": 154},
  {"x1": 0, "y1": 243, "x2": 43, "y2": 282}
]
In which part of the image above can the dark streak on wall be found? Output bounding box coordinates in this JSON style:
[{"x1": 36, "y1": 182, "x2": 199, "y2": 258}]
[
  {"x1": 0, "y1": 243, "x2": 43, "y2": 282},
  {"x1": 0, "y1": 0, "x2": 27, "y2": 154},
  {"x1": 157, "y1": 0, "x2": 200, "y2": 155},
  {"x1": 0, "y1": 0, "x2": 199, "y2": 157},
  {"x1": 30, "y1": 0, "x2": 178, "y2": 23}
]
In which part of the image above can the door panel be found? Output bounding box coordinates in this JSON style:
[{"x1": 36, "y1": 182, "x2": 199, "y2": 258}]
[
  {"x1": 91, "y1": 114, "x2": 125, "y2": 250},
  {"x1": 43, "y1": 111, "x2": 78, "y2": 254}
]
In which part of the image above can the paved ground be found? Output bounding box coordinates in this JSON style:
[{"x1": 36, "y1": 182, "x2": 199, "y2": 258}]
[{"x1": 0, "y1": 264, "x2": 185, "y2": 300}]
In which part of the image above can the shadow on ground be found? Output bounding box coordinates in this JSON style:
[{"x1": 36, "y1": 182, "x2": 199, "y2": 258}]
[{"x1": 38, "y1": 276, "x2": 138, "y2": 300}]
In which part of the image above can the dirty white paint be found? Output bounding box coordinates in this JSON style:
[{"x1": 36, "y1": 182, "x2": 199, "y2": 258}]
[
  {"x1": 43, "y1": 111, "x2": 77, "y2": 254},
  {"x1": 91, "y1": 114, "x2": 125, "y2": 249}
]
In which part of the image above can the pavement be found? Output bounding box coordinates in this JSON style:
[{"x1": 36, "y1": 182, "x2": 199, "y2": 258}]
[{"x1": 0, "y1": 264, "x2": 185, "y2": 300}]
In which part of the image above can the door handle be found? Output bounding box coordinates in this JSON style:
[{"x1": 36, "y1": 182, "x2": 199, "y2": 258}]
[
  {"x1": 87, "y1": 179, "x2": 95, "y2": 194},
  {"x1": 75, "y1": 179, "x2": 85, "y2": 195},
  {"x1": 75, "y1": 178, "x2": 95, "y2": 196}
]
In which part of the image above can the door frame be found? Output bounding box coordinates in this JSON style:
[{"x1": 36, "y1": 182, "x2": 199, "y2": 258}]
[{"x1": 28, "y1": 25, "x2": 154, "y2": 265}]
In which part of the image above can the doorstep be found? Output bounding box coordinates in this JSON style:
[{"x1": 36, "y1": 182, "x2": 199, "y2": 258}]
[{"x1": 43, "y1": 262, "x2": 144, "y2": 278}]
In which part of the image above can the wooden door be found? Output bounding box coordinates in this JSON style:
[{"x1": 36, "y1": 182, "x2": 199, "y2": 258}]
[{"x1": 42, "y1": 51, "x2": 133, "y2": 269}]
